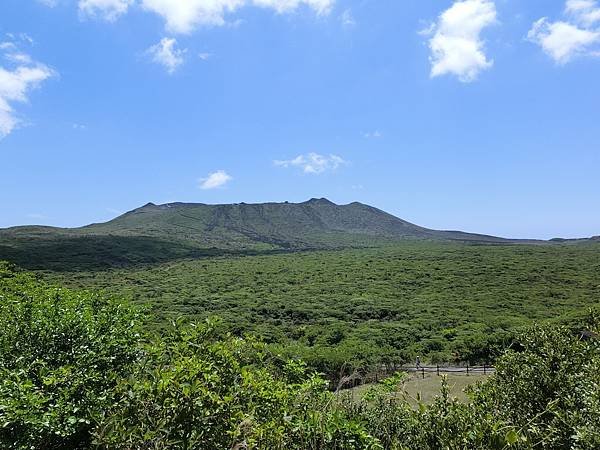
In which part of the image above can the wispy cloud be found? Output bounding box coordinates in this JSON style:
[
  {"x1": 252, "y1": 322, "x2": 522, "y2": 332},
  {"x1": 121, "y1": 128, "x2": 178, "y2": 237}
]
[
  {"x1": 422, "y1": 0, "x2": 497, "y2": 82},
  {"x1": 566, "y1": 0, "x2": 600, "y2": 26},
  {"x1": 274, "y1": 152, "x2": 347, "y2": 174},
  {"x1": 140, "y1": 0, "x2": 334, "y2": 34},
  {"x1": 528, "y1": 0, "x2": 600, "y2": 64},
  {"x1": 37, "y1": 0, "x2": 58, "y2": 7},
  {"x1": 199, "y1": 170, "x2": 233, "y2": 189},
  {"x1": 340, "y1": 9, "x2": 355, "y2": 27},
  {"x1": 363, "y1": 130, "x2": 382, "y2": 139},
  {"x1": 146, "y1": 37, "x2": 186, "y2": 74},
  {"x1": 0, "y1": 37, "x2": 56, "y2": 139},
  {"x1": 198, "y1": 52, "x2": 212, "y2": 61},
  {"x1": 78, "y1": 0, "x2": 134, "y2": 22}
]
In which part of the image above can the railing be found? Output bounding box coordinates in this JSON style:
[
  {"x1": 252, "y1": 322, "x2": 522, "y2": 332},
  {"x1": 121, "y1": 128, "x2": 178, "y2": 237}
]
[
  {"x1": 336, "y1": 364, "x2": 495, "y2": 390},
  {"x1": 402, "y1": 364, "x2": 495, "y2": 378}
]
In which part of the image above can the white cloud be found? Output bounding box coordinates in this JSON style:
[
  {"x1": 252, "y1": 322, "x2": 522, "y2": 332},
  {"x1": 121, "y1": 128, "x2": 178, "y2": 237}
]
[
  {"x1": 274, "y1": 152, "x2": 346, "y2": 174},
  {"x1": 37, "y1": 0, "x2": 58, "y2": 7},
  {"x1": 424, "y1": 0, "x2": 497, "y2": 83},
  {"x1": 0, "y1": 43, "x2": 16, "y2": 51},
  {"x1": 198, "y1": 52, "x2": 212, "y2": 60},
  {"x1": 78, "y1": 0, "x2": 134, "y2": 22},
  {"x1": 147, "y1": 37, "x2": 186, "y2": 73},
  {"x1": 141, "y1": 0, "x2": 334, "y2": 34},
  {"x1": 363, "y1": 130, "x2": 382, "y2": 139},
  {"x1": 566, "y1": 0, "x2": 600, "y2": 26},
  {"x1": 340, "y1": 8, "x2": 355, "y2": 27},
  {"x1": 528, "y1": 1, "x2": 600, "y2": 63},
  {"x1": 5, "y1": 53, "x2": 34, "y2": 65},
  {"x1": 528, "y1": 19, "x2": 600, "y2": 63},
  {"x1": 199, "y1": 170, "x2": 233, "y2": 189},
  {"x1": 2, "y1": 34, "x2": 34, "y2": 46},
  {"x1": 253, "y1": 0, "x2": 332, "y2": 15},
  {"x1": 0, "y1": 40, "x2": 55, "y2": 139}
]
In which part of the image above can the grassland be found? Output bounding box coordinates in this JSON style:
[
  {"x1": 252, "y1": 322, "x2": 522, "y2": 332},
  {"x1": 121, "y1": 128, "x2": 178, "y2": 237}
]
[
  {"x1": 348, "y1": 372, "x2": 489, "y2": 405},
  {"x1": 37, "y1": 241, "x2": 600, "y2": 377}
]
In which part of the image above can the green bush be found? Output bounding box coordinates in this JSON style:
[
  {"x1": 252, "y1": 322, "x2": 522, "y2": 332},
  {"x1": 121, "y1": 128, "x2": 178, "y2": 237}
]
[
  {"x1": 0, "y1": 263, "x2": 142, "y2": 449},
  {"x1": 471, "y1": 322, "x2": 600, "y2": 449},
  {"x1": 93, "y1": 320, "x2": 380, "y2": 449}
]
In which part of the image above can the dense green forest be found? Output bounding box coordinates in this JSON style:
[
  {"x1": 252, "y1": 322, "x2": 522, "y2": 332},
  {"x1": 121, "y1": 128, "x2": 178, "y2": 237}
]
[
  {"x1": 1, "y1": 262, "x2": 599, "y2": 449},
  {"x1": 37, "y1": 241, "x2": 600, "y2": 378}
]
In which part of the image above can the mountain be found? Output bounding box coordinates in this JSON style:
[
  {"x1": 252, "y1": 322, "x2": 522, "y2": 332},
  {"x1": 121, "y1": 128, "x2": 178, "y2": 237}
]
[{"x1": 0, "y1": 198, "x2": 534, "y2": 270}]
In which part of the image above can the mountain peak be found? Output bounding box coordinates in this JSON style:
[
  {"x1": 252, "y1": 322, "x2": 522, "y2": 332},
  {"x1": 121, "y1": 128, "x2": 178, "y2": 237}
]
[{"x1": 305, "y1": 197, "x2": 336, "y2": 205}]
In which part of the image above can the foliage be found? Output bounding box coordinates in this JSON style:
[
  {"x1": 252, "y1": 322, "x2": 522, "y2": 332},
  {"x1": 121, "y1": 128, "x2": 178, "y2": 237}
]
[
  {"x1": 94, "y1": 321, "x2": 380, "y2": 449},
  {"x1": 470, "y1": 322, "x2": 600, "y2": 449},
  {"x1": 39, "y1": 242, "x2": 600, "y2": 379},
  {"x1": 0, "y1": 262, "x2": 143, "y2": 449},
  {"x1": 1, "y1": 263, "x2": 599, "y2": 449}
]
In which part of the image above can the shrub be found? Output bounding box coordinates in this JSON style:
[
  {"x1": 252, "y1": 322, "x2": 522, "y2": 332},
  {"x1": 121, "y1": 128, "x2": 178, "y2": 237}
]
[
  {"x1": 93, "y1": 320, "x2": 380, "y2": 449},
  {"x1": 0, "y1": 264, "x2": 142, "y2": 449},
  {"x1": 471, "y1": 322, "x2": 600, "y2": 449}
]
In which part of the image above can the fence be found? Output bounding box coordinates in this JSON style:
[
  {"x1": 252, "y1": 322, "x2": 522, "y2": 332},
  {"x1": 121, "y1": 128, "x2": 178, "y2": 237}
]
[
  {"x1": 337, "y1": 364, "x2": 495, "y2": 391},
  {"x1": 401, "y1": 364, "x2": 495, "y2": 379}
]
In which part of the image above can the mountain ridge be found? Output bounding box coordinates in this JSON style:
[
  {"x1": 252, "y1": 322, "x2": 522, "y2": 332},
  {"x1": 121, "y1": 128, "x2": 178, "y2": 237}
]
[
  {"x1": 0, "y1": 198, "x2": 592, "y2": 271},
  {"x1": 80, "y1": 198, "x2": 521, "y2": 243},
  {"x1": 0, "y1": 198, "x2": 548, "y2": 244}
]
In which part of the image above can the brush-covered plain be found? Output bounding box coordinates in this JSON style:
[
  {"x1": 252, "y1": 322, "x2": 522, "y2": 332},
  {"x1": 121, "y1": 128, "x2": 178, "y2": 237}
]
[{"x1": 39, "y1": 241, "x2": 600, "y2": 377}]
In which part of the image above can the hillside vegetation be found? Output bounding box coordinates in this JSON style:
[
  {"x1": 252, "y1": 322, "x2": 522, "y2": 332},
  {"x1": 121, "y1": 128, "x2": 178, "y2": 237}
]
[
  {"x1": 39, "y1": 241, "x2": 600, "y2": 379},
  {"x1": 1, "y1": 263, "x2": 599, "y2": 449}
]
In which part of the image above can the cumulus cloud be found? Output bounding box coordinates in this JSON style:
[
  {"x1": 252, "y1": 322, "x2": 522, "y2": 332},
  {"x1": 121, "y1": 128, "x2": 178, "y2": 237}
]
[
  {"x1": 146, "y1": 37, "x2": 186, "y2": 73},
  {"x1": 566, "y1": 0, "x2": 600, "y2": 26},
  {"x1": 78, "y1": 0, "x2": 134, "y2": 21},
  {"x1": 141, "y1": 0, "x2": 334, "y2": 34},
  {"x1": 0, "y1": 39, "x2": 55, "y2": 139},
  {"x1": 274, "y1": 152, "x2": 346, "y2": 174},
  {"x1": 528, "y1": 1, "x2": 600, "y2": 64},
  {"x1": 199, "y1": 170, "x2": 233, "y2": 189},
  {"x1": 423, "y1": 0, "x2": 497, "y2": 83}
]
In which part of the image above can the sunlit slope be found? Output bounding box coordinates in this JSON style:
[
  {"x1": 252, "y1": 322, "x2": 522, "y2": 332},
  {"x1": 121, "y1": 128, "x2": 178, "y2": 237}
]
[{"x1": 0, "y1": 198, "x2": 532, "y2": 270}]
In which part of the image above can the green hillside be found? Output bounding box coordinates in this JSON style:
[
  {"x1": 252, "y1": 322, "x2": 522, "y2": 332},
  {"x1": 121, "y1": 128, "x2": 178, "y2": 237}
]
[
  {"x1": 0, "y1": 198, "x2": 528, "y2": 270},
  {"x1": 40, "y1": 241, "x2": 600, "y2": 377}
]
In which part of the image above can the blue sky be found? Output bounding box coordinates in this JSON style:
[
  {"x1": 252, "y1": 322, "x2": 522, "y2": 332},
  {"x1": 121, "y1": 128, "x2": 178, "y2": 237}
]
[{"x1": 1, "y1": 0, "x2": 599, "y2": 239}]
